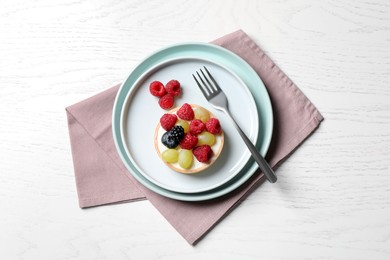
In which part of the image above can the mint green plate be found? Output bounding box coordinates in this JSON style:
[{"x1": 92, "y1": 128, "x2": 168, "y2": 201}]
[{"x1": 113, "y1": 43, "x2": 273, "y2": 201}]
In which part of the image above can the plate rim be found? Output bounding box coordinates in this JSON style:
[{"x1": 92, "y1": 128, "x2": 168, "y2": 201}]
[{"x1": 112, "y1": 42, "x2": 274, "y2": 201}]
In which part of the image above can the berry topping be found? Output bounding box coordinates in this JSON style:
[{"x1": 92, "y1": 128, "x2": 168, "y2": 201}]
[
  {"x1": 177, "y1": 103, "x2": 194, "y2": 120},
  {"x1": 169, "y1": 125, "x2": 185, "y2": 141},
  {"x1": 189, "y1": 119, "x2": 205, "y2": 135},
  {"x1": 149, "y1": 81, "x2": 166, "y2": 97},
  {"x1": 158, "y1": 94, "x2": 175, "y2": 110},
  {"x1": 161, "y1": 132, "x2": 179, "y2": 148},
  {"x1": 179, "y1": 133, "x2": 198, "y2": 150},
  {"x1": 193, "y1": 145, "x2": 213, "y2": 163},
  {"x1": 161, "y1": 126, "x2": 184, "y2": 148},
  {"x1": 205, "y1": 118, "x2": 222, "y2": 134},
  {"x1": 165, "y1": 80, "x2": 181, "y2": 97},
  {"x1": 160, "y1": 113, "x2": 178, "y2": 131}
]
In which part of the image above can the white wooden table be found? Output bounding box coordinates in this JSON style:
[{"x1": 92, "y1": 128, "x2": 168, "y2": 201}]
[{"x1": 1, "y1": 0, "x2": 389, "y2": 259}]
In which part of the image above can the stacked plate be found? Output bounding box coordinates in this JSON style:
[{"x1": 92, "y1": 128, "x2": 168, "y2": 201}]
[{"x1": 112, "y1": 43, "x2": 273, "y2": 201}]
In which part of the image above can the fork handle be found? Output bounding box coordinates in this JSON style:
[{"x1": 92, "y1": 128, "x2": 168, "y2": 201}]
[{"x1": 225, "y1": 112, "x2": 277, "y2": 183}]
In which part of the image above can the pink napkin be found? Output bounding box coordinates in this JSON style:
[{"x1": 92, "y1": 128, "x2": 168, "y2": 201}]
[{"x1": 66, "y1": 29, "x2": 324, "y2": 245}]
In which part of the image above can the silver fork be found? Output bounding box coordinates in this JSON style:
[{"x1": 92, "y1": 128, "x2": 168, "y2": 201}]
[{"x1": 193, "y1": 66, "x2": 277, "y2": 183}]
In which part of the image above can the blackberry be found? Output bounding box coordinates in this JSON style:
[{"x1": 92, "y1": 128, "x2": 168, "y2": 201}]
[
  {"x1": 169, "y1": 126, "x2": 184, "y2": 141},
  {"x1": 161, "y1": 126, "x2": 185, "y2": 148}
]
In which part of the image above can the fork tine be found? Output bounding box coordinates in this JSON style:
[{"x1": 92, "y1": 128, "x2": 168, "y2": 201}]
[
  {"x1": 192, "y1": 74, "x2": 209, "y2": 98},
  {"x1": 203, "y1": 66, "x2": 221, "y2": 91},
  {"x1": 196, "y1": 71, "x2": 212, "y2": 96},
  {"x1": 200, "y1": 68, "x2": 217, "y2": 93}
]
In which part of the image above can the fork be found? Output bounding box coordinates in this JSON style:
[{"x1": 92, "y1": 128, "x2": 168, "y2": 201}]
[{"x1": 193, "y1": 66, "x2": 277, "y2": 183}]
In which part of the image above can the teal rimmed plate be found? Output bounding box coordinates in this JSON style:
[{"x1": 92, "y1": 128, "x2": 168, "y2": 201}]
[{"x1": 113, "y1": 43, "x2": 273, "y2": 201}]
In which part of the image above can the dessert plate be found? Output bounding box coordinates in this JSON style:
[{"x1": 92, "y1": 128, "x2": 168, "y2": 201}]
[
  {"x1": 112, "y1": 43, "x2": 273, "y2": 200},
  {"x1": 120, "y1": 57, "x2": 258, "y2": 193}
]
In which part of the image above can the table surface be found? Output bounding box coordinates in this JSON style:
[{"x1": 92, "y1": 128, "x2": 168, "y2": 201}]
[{"x1": 1, "y1": 0, "x2": 390, "y2": 259}]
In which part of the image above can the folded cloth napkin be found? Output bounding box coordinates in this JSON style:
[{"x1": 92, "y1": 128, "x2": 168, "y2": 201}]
[{"x1": 66, "y1": 29, "x2": 324, "y2": 245}]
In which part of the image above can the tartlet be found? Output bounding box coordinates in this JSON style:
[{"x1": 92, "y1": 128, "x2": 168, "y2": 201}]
[{"x1": 154, "y1": 104, "x2": 224, "y2": 174}]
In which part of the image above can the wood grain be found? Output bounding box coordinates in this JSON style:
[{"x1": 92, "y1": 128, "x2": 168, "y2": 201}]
[{"x1": 1, "y1": 0, "x2": 390, "y2": 259}]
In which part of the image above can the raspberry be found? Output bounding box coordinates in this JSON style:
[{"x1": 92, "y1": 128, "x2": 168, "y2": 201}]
[
  {"x1": 177, "y1": 103, "x2": 194, "y2": 120},
  {"x1": 189, "y1": 119, "x2": 205, "y2": 135},
  {"x1": 165, "y1": 80, "x2": 181, "y2": 97},
  {"x1": 179, "y1": 133, "x2": 198, "y2": 150},
  {"x1": 193, "y1": 145, "x2": 213, "y2": 163},
  {"x1": 160, "y1": 113, "x2": 177, "y2": 131},
  {"x1": 149, "y1": 81, "x2": 166, "y2": 97},
  {"x1": 205, "y1": 118, "x2": 222, "y2": 134},
  {"x1": 158, "y1": 94, "x2": 174, "y2": 110}
]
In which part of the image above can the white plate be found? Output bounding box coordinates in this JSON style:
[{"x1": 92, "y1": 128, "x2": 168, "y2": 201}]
[{"x1": 120, "y1": 57, "x2": 259, "y2": 193}]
